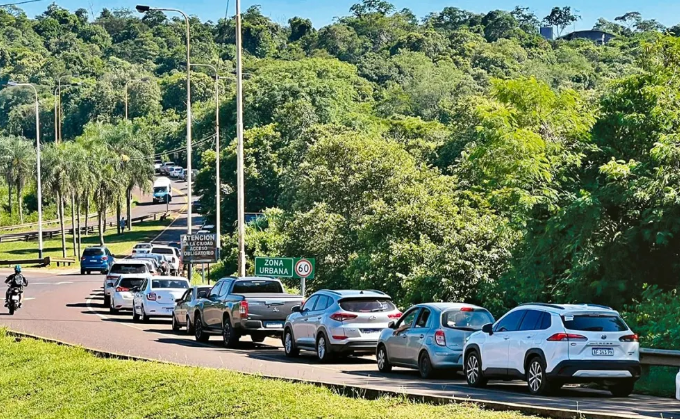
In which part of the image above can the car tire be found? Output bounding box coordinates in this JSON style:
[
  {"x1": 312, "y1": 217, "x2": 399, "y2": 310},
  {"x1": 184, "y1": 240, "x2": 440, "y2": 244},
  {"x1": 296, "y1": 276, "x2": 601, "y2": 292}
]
[
  {"x1": 87, "y1": 270, "x2": 91, "y2": 275},
  {"x1": 316, "y1": 333, "x2": 332, "y2": 363},
  {"x1": 283, "y1": 329, "x2": 299, "y2": 358},
  {"x1": 609, "y1": 380, "x2": 635, "y2": 397},
  {"x1": 376, "y1": 344, "x2": 392, "y2": 373},
  {"x1": 140, "y1": 305, "x2": 150, "y2": 323},
  {"x1": 80, "y1": 269, "x2": 85, "y2": 275},
  {"x1": 186, "y1": 316, "x2": 194, "y2": 335},
  {"x1": 194, "y1": 315, "x2": 210, "y2": 342},
  {"x1": 419, "y1": 351, "x2": 436, "y2": 379},
  {"x1": 171, "y1": 315, "x2": 180, "y2": 331},
  {"x1": 465, "y1": 351, "x2": 487, "y2": 388},
  {"x1": 132, "y1": 305, "x2": 140, "y2": 322},
  {"x1": 109, "y1": 298, "x2": 119, "y2": 314},
  {"x1": 222, "y1": 318, "x2": 240, "y2": 348},
  {"x1": 103, "y1": 295, "x2": 110, "y2": 308},
  {"x1": 526, "y1": 356, "x2": 554, "y2": 396}
]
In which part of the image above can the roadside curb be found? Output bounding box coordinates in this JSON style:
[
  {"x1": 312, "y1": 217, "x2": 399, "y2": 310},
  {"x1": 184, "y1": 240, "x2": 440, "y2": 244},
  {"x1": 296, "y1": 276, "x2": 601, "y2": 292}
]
[{"x1": 4, "y1": 329, "x2": 641, "y2": 419}]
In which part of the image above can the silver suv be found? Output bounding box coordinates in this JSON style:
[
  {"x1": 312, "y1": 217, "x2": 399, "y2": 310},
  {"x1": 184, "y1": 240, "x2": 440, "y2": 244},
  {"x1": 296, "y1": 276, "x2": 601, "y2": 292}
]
[{"x1": 283, "y1": 290, "x2": 402, "y2": 362}]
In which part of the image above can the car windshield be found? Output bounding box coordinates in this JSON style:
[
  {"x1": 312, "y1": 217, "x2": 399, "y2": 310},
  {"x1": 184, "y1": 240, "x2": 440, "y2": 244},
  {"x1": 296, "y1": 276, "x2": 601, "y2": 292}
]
[
  {"x1": 152, "y1": 280, "x2": 189, "y2": 289},
  {"x1": 118, "y1": 278, "x2": 145, "y2": 289},
  {"x1": 232, "y1": 280, "x2": 283, "y2": 294},
  {"x1": 153, "y1": 187, "x2": 167, "y2": 194},
  {"x1": 339, "y1": 298, "x2": 396, "y2": 313},
  {"x1": 110, "y1": 264, "x2": 147, "y2": 274},
  {"x1": 562, "y1": 315, "x2": 628, "y2": 332},
  {"x1": 442, "y1": 309, "x2": 494, "y2": 331},
  {"x1": 83, "y1": 248, "x2": 103, "y2": 256}
]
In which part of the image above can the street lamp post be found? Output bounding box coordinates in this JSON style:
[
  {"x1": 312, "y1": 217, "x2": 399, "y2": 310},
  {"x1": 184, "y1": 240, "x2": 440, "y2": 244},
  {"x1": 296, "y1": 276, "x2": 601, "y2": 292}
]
[
  {"x1": 190, "y1": 63, "x2": 221, "y2": 257},
  {"x1": 235, "y1": 0, "x2": 246, "y2": 277},
  {"x1": 137, "y1": 4, "x2": 193, "y2": 277},
  {"x1": 7, "y1": 82, "x2": 43, "y2": 259}
]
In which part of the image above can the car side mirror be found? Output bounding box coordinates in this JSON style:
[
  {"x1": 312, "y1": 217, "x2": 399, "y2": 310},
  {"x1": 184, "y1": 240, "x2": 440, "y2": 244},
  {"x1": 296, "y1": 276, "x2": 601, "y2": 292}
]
[
  {"x1": 388, "y1": 321, "x2": 396, "y2": 329},
  {"x1": 291, "y1": 305, "x2": 301, "y2": 313},
  {"x1": 482, "y1": 323, "x2": 493, "y2": 335},
  {"x1": 175, "y1": 298, "x2": 182, "y2": 303}
]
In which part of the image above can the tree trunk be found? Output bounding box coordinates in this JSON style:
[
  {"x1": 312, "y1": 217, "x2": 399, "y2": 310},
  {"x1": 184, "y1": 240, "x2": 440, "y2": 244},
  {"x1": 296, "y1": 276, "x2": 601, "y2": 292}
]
[
  {"x1": 17, "y1": 181, "x2": 23, "y2": 224},
  {"x1": 76, "y1": 194, "x2": 82, "y2": 258},
  {"x1": 71, "y1": 194, "x2": 77, "y2": 257},
  {"x1": 58, "y1": 191, "x2": 66, "y2": 258},
  {"x1": 7, "y1": 177, "x2": 12, "y2": 217},
  {"x1": 126, "y1": 187, "x2": 132, "y2": 231},
  {"x1": 84, "y1": 191, "x2": 89, "y2": 236},
  {"x1": 98, "y1": 208, "x2": 104, "y2": 246},
  {"x1": 116, "y1": 199, "x2": 121, "y2": 235}
]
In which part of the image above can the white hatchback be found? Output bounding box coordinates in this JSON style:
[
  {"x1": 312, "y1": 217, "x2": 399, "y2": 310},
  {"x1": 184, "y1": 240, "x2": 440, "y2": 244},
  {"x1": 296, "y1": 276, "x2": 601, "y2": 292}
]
[
  {"x1": 464, "y1": 303, "x2": 641, "y2": 397},
  {"x1": 109, "y1": 276, "x2": 147, "y2": 313},
  {"x1": 132, "y1": 276, "x2": 190, "y2": 322}
]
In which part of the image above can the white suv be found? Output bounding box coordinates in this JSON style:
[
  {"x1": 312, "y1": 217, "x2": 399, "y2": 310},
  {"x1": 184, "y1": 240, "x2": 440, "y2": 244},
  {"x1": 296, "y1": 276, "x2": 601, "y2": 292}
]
[
  {"x1": 283, "y1": 290, "x2": 402, "y2": 362},
  {"x1": 464, "y1": 304, "x2": 640, "y2": 397}
]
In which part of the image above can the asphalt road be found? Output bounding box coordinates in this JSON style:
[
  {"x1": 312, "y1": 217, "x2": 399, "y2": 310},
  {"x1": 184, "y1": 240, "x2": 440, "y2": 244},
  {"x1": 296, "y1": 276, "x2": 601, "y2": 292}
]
[{"x1": 0, "y1": 180, "x2": 679, "y2": 419}]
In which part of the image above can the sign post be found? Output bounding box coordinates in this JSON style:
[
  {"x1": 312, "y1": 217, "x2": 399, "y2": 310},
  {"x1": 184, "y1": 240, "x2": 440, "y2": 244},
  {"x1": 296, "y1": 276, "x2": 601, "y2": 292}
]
[
  {"x1": 181, "y1": 233, "x2": 218, "y2": 264},
  {"x1": 255, "y1": 257, "x2": 315, "y2": 296}
]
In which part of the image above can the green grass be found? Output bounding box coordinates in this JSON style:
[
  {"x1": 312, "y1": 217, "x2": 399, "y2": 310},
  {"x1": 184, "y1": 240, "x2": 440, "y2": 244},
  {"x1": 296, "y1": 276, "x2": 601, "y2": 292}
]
[
  {"x1": 0, "y1": 330, "x2": 534, "y2": 419},
  {"x1": 635, "y1": 366, "x2": 678, "y2": 398},
  {"x1": 0, "y1": 218, "x2": 172, "y2": 266}
]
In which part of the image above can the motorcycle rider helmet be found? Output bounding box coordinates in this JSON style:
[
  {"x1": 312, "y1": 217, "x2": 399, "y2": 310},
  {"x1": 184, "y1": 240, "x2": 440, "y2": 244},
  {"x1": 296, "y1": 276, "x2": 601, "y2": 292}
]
[{"x1": 14, "y1": 265, "x2": 21, "y2": 273}]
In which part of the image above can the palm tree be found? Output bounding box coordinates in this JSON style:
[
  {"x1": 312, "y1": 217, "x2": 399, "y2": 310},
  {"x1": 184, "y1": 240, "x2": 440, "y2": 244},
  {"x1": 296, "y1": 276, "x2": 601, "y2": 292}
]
[
  {"x1": 4, "y1": 137, "x2": 36, "y2": 224},
  {"x1": 42, "y1": 143, "x2": 70, "y2": 257},
  {"x1": 63, "y1": 142, "x2": 88, "y2": 257}
]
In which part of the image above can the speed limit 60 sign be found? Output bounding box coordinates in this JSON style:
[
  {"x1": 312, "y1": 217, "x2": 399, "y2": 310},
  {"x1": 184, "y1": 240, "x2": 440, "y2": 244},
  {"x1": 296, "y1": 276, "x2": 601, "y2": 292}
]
[
  {"x1": 255, "y1": 257, "x2": 315, "y2": 279},
  {"x1": 294, "y1": 258, "x2": 314, "y2": 279}
]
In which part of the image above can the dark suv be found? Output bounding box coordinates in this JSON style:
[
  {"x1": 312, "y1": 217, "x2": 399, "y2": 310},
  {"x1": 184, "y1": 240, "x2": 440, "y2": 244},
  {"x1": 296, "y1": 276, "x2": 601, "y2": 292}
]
[{"x1": 80, "y1": 246, "x2": 114, "y2": 275}]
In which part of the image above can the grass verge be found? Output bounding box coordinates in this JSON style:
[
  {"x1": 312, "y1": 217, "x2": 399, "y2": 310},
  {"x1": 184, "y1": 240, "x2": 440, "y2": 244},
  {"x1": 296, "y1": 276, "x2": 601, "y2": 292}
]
[
  {"x1": 0, "y1": 329, "x2": 534, "y2": 419},
  {"x1": 0, "y1": 218, "x2": 173, "y2": 266}
]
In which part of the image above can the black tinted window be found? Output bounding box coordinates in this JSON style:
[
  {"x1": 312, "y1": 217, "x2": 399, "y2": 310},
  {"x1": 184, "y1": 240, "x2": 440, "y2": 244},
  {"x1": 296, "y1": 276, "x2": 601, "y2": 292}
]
[
  {"x1": 83, "y1": 248, "x2": 103, "y2": 256},
  {"x1": 151, "y1": 280, "x2": 189, "y2": 289},
  {"x1": 519, "y1": 310, "x2": 543, "y2": 331},
  {"x1": 563, "y1": 315, "x2": 628, "y2": 332},
  {"x1": 442, "y1": 309, "x2": 494, "y2": 331},
  {"x1": 494, "y1": 310, "x2": 526, "y2": 332},
  {"x1": 111, "y1": 264, "x2": 147, "y2": 274},
  {"x1": 232, "y1": 280, "x2": 283, "y2": 294},
  {"x1": 196, "y1": 288, "x2": 210, "y2": 299},
  {"x1": 397, "y1": 308, "x2": 419, "y2": 328},
  {"x1": 339, "y1": 298, "x2": 396, "y2": 313},
  {"x1": 152, "y1": 248, "x2": 173, "y2": 255},
  {"x1": 539, "y1": 312, "x2": 552, "y2": 330},
  {"x1": 118, "y1": 278, "x2": 144, "y2": 289}
]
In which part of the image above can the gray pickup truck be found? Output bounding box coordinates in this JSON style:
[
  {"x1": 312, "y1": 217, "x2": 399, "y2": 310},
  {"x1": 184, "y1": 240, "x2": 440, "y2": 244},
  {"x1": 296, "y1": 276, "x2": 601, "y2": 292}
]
[{"x1": 192, "y1": 276, "x2": 304, "y2": 348}]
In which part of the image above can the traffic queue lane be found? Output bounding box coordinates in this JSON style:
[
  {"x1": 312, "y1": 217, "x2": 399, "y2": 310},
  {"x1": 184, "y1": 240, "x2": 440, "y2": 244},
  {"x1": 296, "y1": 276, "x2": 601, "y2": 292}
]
[{"x1": 1, "y1": 270, "x2": 680, "y2": 419}]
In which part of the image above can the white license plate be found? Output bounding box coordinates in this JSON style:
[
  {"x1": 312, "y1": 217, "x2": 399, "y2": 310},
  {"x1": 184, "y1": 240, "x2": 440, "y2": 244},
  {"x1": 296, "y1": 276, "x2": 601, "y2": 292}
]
[
  {"x1": 11, "y1": 296, "x2": 19, "y2": 301},
  {"x1": 264, "y1": 322, "x2": 283, "y2": 328},
  {"x1": 592, "y1": 348, "x2": 614, "y2": 356}
]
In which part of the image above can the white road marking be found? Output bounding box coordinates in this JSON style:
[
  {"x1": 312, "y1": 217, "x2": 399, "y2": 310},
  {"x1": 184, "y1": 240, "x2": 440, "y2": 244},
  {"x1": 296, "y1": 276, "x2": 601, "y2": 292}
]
[
  {"x1": 28, "y1": 282, "x2": 73, "y2": 285},
  {"x1": 0, "y1": 297, "x2": 35, "y2": 301}
]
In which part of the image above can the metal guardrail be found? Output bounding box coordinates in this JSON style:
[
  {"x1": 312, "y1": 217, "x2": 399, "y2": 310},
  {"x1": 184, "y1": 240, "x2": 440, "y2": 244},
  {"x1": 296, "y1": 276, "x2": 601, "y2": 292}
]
[
  {"x1": 640, "y1": 348, "x2": 680, "y2": 367},
  {"x1": 0, "y1": 256, "x2": 75, "y2": 267}
]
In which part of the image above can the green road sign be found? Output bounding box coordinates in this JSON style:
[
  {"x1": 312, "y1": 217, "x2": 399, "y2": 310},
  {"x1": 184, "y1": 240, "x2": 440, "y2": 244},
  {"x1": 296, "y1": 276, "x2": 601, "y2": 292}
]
[{"x1": 255, "y1": 257, "x2": 315, "y2": 279}]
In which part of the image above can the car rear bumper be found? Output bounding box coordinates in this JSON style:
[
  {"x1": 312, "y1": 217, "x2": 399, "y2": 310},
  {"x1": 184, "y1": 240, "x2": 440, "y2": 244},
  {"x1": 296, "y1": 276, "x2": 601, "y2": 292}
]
[
  {"x1": 329, "y1": 339, "x2": 377, "y2": 354},
  {"x1": 82, "y1": 263, "x2": 108, "y2": 270},
  {"x1": 238, "y1": 320, "x2": 285, "y2": 335},
  {"x1": 112, "y1": 294, "x2": 134, "y2": 310},
  {"x1": 430, "y1": 349, "x2": 464, "y2": 369},
  {"x1": 141, "y1": 301, "x2": 175, "y2": 317},
  {"x1": 547, "y1": 360, "x2": 641, "y2": 382}
]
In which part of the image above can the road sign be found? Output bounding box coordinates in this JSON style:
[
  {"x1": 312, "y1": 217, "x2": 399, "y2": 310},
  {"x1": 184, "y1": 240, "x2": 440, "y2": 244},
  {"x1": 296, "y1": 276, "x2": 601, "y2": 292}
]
[
  {"x1": 255, "y1": 257, "x2": 315, "y2": 279},
  {"x1": 181, "y1": 233, "x2": 217, "y2": 263}
]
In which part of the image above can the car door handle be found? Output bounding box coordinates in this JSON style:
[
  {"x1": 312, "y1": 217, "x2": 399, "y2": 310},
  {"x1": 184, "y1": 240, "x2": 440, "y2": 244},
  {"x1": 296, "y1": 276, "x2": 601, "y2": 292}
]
[
  {"x1": 419, "y1": 334, "x2": 424, "y2": 338},
  {"x1": 316, "y1": 317, "x2": 322, "y2": 320}
]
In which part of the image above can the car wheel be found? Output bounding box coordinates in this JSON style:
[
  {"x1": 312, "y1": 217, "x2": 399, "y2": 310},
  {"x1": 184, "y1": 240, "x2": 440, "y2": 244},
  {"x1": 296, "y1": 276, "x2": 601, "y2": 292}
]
[
  {"x1": 103, "y1": 295, "x2": 110, "y2": 308},
  {"x1": 186, "y1": 316, "x2": 194, "y2": 335},
  {"x1": 419, "y1": 351, "x2": 436, "y2": 379},
  {"x1": 465, "y1": 351, "x2": 487, "y2": 388},
  {"x1": 140, "y1": 305, "x2": 150, "y2": 323},
  {"x1": 527, "y1": 356, "x2": 554, "y2": 396},
  {"x1": 222, "y1": 318, "x2": 240, "y2": 348},
  {"x1": 132, "y1": 305, "x2": 140, "y2": 322},
  {"x1": 194, "y1": 315, "x2": 210, "y2": 342},
  {"x1": 283, "y1": 329, "x2": 299, "y2": 357},
  {"x1": 109, "y1": 298, "x2": 119, "y2": 314},
  {"x1": 316, "y1": 333, "x2": 332, "y2": 363},
  {"x1": 171, "y1": 314, "x2": 180, "y2": 331},
  {"x1": 376, "y1": 344, "x2": 392, "y2": 373},
  {"x1": 87, "y1": 270, "x2": 91, "y2": 275},
  {"x1": 80, "y1": 269, "x2": 85, "y2": 275},
  {"x1": 609, "y1": 380, "x2": 635, "y2": 397}
]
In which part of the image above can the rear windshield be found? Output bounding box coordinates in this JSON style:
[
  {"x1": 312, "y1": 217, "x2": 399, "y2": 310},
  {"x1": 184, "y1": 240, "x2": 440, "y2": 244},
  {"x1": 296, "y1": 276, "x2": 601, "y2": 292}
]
[
  {"x1": 152, "y1": 248, "x2": 173, "y2": 255},
  {"x1": 110, "y1": 264, "x2": 147, "y2": 274},
  {"x1": 83, "y1": 248, "x2": 103, "y2": 256},
  {"x1": 134, "y1": 244, "x2": 152, "y2": 249},
  {"x1": 232, "y1": 280, "x2": 283, "y2": 294},
  {"x1": 339, "y1": 298, "x2": 396, "y2": 313},
  {"x1": 562, "y1": 315, "x2": 628, "y2": 332},
  {"x1": 442, "y1": 309, "x2": 494, "y2": 331},
  {"x1": 197, "y1": 288, "x2": 210, "y2": 299},
  {"x1": 118, "y1": 278, "x2": 145, "y2": 288},
  {"x1": 152, "y1": 280, "x2": 189, "y2": 289}
]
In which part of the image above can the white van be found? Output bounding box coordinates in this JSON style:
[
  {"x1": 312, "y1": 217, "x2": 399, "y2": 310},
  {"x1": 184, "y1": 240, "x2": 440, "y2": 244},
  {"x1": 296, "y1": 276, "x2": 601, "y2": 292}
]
[{"x1": 153, "y1": 177, "x2": 172, "y2": 203}]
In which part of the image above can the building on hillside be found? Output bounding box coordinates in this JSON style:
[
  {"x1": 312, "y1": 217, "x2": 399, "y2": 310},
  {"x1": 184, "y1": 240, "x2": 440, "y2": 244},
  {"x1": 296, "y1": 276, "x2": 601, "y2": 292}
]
[{"x1": 559, "y1": 29, "x2": 615, "y2": 44}]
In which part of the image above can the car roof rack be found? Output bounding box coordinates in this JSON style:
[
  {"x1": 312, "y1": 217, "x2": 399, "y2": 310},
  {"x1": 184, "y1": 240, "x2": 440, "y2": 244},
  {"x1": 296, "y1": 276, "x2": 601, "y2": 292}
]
[
  {"x1": 582, "y1": 303, "x2": 613, "y2": 310},
  {"x1": 520, "y1": 302, "x2": 565, "y2": 310}
]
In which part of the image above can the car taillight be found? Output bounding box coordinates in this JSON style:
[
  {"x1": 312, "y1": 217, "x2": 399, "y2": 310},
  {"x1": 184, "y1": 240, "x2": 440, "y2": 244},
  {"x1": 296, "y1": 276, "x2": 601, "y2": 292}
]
[
  {"x1": 460, "y1": 307, "x2": 474, "y2": 312},
  {"x1": 116, "y1": 287, "x2": 129, "y2": 292},
  {"x1": 102, "y1": 256, "x2": 108, "y2": 261},
  {"x1": 332, "y1": 335, "x2": 348, "y2": 340},
  {"x1": 146, "y1": 293, "x2": 156, "y2": 301},
  {"x1": 239, "y1": 301, "x2": 248, "y2": 316},
  {"x1": 330, "y1": 312, "x2": 358, "y2": 322},
  {"x1": 435, "y1": 330, "x2": 446, "y2": 346},
  {"x1": 547, "y1": 333, "x2": 588, "y2": 342},
  {"x1": 387, "y1": 312, "x2": 402, "y2": 319},
  {"x1": 620, "y1": 334, "x2": 639, "y2": 342},
  {"x1": 81, "y1": 257, "x2": 86, "y2": 261}
]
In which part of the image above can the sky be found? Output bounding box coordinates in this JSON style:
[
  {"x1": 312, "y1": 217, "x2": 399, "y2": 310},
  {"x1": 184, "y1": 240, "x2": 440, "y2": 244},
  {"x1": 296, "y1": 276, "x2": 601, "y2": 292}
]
[{"x1": 13, "y1": 0, "x2": 680, "y2": 30}]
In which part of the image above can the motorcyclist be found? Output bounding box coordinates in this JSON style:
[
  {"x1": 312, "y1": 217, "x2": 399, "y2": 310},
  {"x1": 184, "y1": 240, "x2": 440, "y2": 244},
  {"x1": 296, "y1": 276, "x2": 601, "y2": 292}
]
[
  {"x1": 159, "y1": 259, "x2": 169, "y2": 276},
  {"x1": 5, "y1": 265, "x2": 28, "y2": 307}
]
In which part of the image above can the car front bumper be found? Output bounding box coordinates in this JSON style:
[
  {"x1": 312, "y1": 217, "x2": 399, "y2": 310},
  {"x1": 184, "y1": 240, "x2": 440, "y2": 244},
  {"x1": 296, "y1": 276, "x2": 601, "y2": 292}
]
[
  {"x1": 329, "y1": 339, "x2": 378, "y2": 354},
  {"x1": 112, "y1": 293, "x2": 134, "y2": 310},
  {"x1": 547, "y1": 360, "x2": 641, "y2": 382}
]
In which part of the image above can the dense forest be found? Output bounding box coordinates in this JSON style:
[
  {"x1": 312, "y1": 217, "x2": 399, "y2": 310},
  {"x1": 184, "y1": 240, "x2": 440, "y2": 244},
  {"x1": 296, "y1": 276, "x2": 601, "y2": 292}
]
[{"x1": 1, "y1": 1, "x2": 679, "y2": 348}]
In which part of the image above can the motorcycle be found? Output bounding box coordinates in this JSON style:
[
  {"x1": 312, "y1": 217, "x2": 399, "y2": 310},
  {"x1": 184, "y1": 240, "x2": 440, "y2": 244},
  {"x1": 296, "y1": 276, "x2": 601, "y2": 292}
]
[{"x1": 5, "y1": 287, "x2": 22, "y2": 315}]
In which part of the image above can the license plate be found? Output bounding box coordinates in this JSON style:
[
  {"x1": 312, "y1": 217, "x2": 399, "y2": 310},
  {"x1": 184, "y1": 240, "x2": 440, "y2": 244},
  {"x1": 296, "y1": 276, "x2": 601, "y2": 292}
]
[
  {"x1": 592, "y1": 348, "x2": 614, "y2": 356},
  {"x1": 264, "y1": 322, "x2": 283, "y2": 328},
  {"x1": 361, "y1": 329, "x2": 382, "y2": 334},
  {"x1": 11, "y1": 296, "x2": 19, "y2": 301}
]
